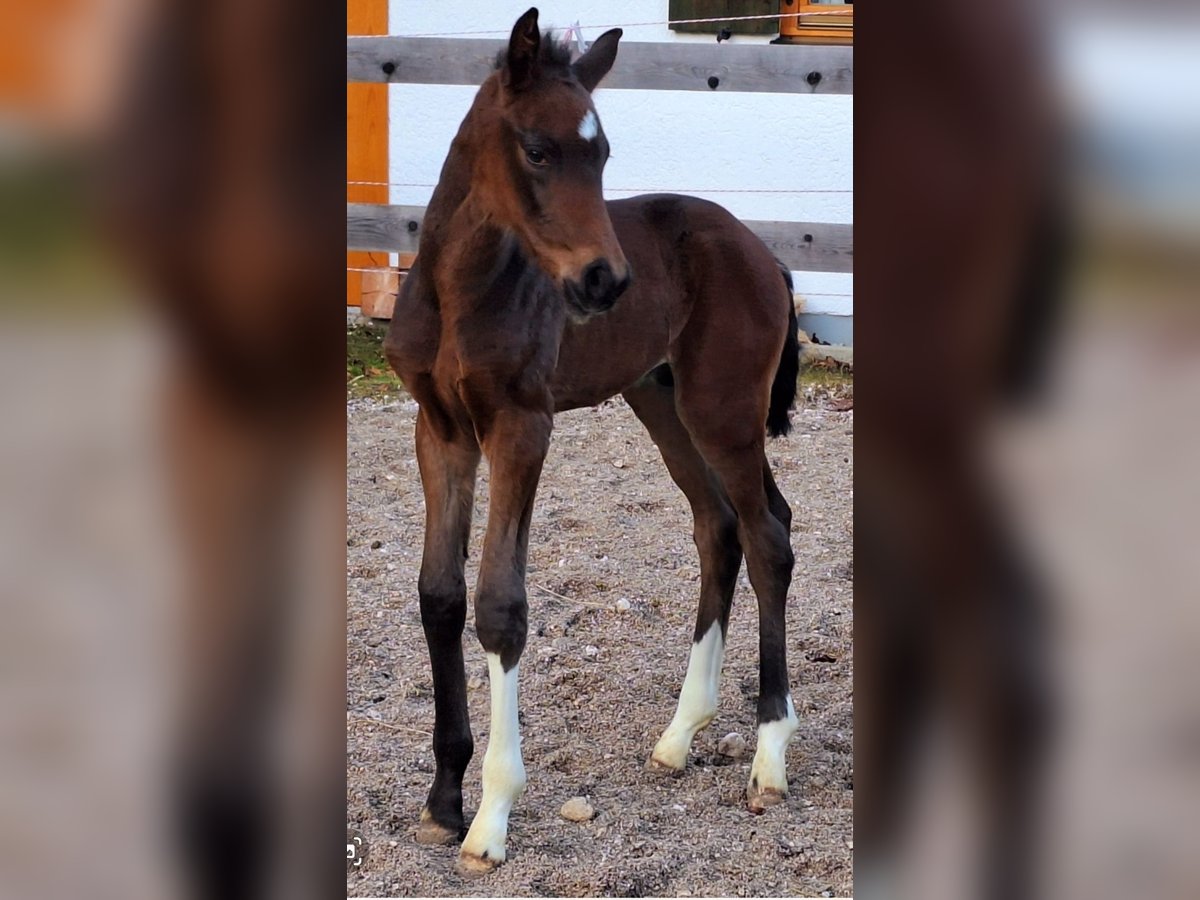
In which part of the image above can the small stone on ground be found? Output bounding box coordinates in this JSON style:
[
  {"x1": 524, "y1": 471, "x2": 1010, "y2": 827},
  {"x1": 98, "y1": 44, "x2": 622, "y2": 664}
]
[
  {"x1": 560, "y1": 797, "x2": 595, "y2": 822},
  {"x1": 717, "y1": 732, "x2": 748, "y2": 758}
]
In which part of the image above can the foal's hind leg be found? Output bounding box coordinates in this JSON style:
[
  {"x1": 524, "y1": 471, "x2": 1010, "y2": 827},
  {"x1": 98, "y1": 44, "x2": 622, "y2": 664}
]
[
  {"x1": 414, "y1": 411, "x2": 481, "y2": 844},
  {"x1": 675, "y1": 382, "x2": 799, "y2": 812},
  {"x1": 742, "y1": 454, "x2": 799, "y2": 811},
  {"x1": 623, "y1": 374, "x2": 743, "y2": 771}
]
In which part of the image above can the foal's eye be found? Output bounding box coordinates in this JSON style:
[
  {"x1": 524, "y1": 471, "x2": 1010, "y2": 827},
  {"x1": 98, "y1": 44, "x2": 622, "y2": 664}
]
[{"x1": 525, "y1": 148, "x2": 548, "y2": 166}]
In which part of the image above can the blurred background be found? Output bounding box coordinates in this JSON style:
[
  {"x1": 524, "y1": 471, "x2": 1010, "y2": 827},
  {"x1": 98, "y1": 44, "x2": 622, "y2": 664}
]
[
  {"x1": 0, "y1": 1, "x2": 1197, "y2": 899},
  {"x1": 856, "y1": 2, "x2": 1200, "y2": 899},
  {"x1": 0, "y1": 1, "x2": 345, "y2": 899}
]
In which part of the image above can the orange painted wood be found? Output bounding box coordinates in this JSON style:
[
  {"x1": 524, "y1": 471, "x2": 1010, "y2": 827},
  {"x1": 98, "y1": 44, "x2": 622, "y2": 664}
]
[
  {"x1": 779, "y1": 0, "x2": 854, "y2": 45},
  {"x1": 347, "y1": 0, "x2": 389, "y2": 307},
  {"x1": 0, "y1": 0, "x2": 132, "y2": 135}
]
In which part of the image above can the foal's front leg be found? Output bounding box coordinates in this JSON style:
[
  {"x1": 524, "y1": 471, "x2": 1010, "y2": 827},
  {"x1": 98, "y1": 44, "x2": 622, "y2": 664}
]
[
  {"x1": 459, "y1": 408, "x2": 551, "y2": 874},
  {"x1": 414, "y1": 412, "x2": 481, "y2": 844}
]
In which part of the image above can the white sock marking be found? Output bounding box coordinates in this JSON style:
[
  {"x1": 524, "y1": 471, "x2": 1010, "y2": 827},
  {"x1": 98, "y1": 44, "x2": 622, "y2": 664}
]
[
  {"x1": 750, "y1": 694, "x2": 799, "y2": 795},
  {"x1": 461, "y1": 654, "x2": 525, "y2": 864},
  {"x1": 577, "y1": 109, "x2": 599, "y2": 141},
  {"x1": 652, "y1": 621, "x2": 724, "y2": 768}
]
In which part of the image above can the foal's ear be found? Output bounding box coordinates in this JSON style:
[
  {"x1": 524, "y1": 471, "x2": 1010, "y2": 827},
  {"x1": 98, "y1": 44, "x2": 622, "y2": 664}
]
[
  {"x1": 505, "y1": 7, "x2": 542, "y2": 91},
  {"x1": 573, "y1": 28, "x2": 622, "y2": 93}
]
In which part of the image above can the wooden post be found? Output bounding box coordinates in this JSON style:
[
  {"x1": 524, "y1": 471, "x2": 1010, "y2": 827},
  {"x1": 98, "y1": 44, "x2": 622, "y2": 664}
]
[
  {"x1": 359, "y1": 268, "x2": 399, "y2": 319},
  {"x1": 346, "y1": 0, "x2": 389, "y2": 308}
]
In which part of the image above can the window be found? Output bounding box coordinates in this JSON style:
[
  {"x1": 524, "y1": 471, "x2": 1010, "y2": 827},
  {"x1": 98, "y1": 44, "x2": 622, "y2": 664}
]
[
  {"x1": 668, "y1": 1, "x2": 781, "y2": 37},
  {"x1": 777, "y1": 0, "x2": 854, "y2": 45}
]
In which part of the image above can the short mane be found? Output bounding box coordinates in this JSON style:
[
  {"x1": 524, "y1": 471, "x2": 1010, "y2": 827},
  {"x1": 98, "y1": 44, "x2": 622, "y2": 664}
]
[{"x1": 493, "y1": 30, "x2": 575, "y2": 74}]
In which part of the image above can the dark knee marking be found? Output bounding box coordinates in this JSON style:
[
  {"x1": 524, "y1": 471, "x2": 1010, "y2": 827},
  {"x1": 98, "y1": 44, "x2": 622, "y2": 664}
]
[
  {"x1": 475, "y1": 590, "x2": 528, "y2": 670},
  {"x1": 418, "y1": 587, "x2": 467, "y2": 640}
]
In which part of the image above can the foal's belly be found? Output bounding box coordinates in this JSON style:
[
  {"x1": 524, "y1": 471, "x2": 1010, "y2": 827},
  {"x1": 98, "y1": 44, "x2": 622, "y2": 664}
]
[{"x1": 549, "y1": 281, "x2": 672, "y2": 411}]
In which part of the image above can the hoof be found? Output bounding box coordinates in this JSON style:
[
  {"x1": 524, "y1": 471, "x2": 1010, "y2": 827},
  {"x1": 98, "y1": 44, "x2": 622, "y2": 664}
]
[
  {"x1": 456, "y1": 850, "x2": 501, "y2": 876},
  {"x1": 747, "y1": 785, "x2": 787, "y2": 815},
  {"x1": 645, "y1": 754, "x2": 686, "y2": 777},
  {"x1": 415, "y1": 808, "x2": 461, "y2": 845}
]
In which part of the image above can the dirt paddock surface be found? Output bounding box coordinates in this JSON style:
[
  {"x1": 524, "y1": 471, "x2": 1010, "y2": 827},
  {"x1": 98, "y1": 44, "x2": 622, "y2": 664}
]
[{"x1": 347, "y1": 389, "x2": 853, "y2": 898}]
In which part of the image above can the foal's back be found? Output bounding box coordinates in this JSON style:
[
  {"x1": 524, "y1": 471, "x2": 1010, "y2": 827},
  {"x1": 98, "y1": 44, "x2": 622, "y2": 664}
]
[{"x1": 551, "y1": 193, "x2": 791, "y2": 412}]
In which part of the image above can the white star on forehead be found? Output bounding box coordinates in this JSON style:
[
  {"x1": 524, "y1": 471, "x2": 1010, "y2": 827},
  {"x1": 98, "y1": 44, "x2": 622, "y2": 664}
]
[{"x1": 578, "y1": 109, "x2": 599, "y2": 141}]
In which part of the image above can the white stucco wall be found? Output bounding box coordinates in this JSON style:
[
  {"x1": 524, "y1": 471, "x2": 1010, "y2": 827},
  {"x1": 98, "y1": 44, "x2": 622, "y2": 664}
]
[{"x1": 387, "y1": 1, "x2": 853, "y2": 327}]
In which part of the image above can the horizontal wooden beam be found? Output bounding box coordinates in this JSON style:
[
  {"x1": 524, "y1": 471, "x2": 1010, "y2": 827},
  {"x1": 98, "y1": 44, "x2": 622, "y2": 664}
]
[
  {"x1": 347, "y1": 203, "x2": 427, "y2": 254},
  {"x1": 348, "y1": 203, "x2": 852, "y2": 273},
  {"x1": 347, "y1": 37, "x2": 852, "y2": 94},
  {"x1": 745, "y1": 218, "x2": 854, "y2": 274}
]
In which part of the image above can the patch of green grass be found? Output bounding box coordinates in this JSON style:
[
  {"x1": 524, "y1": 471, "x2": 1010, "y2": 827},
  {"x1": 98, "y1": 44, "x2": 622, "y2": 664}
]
[
  {"x1": 0, "y1": 156, "x2": 133, "y2": 309},
  {"x1": 798, "y1": 364, "x2": 853, "y2": 408},
  {"x1": 799, "y1": 366, "x2": 854, "y2": 390},
  {"x1": 347, "y1": 324, "x2": 404, "y2": 398}
]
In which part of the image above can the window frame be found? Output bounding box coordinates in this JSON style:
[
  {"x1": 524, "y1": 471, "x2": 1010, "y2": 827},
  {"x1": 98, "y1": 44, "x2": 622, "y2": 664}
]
[{"x1": 777, "y1": 0, "x2": 854, "y2": 46}]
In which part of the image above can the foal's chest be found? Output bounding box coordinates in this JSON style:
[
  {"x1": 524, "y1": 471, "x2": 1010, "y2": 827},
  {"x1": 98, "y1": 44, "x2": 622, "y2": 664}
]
[{"x1": 443, "y1": 293, "x2": 565, "y2": 409}]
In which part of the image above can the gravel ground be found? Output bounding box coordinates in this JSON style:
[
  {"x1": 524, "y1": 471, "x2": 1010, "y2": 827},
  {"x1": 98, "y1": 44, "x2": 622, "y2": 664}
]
[{"x1": 347, "y1": 388, "x2": 853, "y2": 898}]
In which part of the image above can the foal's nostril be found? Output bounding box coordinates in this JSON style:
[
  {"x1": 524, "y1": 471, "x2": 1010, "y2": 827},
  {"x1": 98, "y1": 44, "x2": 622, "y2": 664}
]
[{"x1": 582, "y1": 260, "x2": 614, "y2": 302}]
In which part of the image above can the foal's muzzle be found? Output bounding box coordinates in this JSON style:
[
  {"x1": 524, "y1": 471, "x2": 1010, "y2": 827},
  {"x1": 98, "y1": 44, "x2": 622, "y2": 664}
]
[{"x1": 565, "y1": 259, "x2": 632, "y2": 316}]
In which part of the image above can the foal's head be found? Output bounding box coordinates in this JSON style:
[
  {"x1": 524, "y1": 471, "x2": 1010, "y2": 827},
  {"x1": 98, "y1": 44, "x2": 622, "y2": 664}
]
[{"x1": 474, "y1": 8, "x2": 631, "y2": 318}]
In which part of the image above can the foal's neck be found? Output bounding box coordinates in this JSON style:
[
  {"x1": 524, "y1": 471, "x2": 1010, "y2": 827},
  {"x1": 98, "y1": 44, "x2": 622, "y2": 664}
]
[
  {"x1": 422, "y1": 79, "x2": 556, "y2": 322},
  {"x1": 439, "y1": 203, "x2": 552, "y2": 324},
  {"x1": 415, "y1": 76, "x2": 493, "y2": 277}
]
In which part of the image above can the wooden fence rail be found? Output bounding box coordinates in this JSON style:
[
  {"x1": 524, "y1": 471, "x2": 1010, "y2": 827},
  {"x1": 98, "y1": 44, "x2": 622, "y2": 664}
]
[
  {"x1": 347, "y1": 37, "x2": 852, "y2": 94},
  {"x1": 347, "y1": 203, "x2": 852, "y2": 274}
]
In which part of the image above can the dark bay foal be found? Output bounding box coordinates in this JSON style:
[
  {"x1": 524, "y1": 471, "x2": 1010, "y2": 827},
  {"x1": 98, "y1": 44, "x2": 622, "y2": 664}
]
[{"x1": 385, "y1": 8, "x2": 802, "y2": 873}]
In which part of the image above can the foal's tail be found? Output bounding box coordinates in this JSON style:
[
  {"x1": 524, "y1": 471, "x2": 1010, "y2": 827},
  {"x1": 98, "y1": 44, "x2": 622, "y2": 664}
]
[{"x1": 766, "y1": 263, "x2": 800, "y2": 439}]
